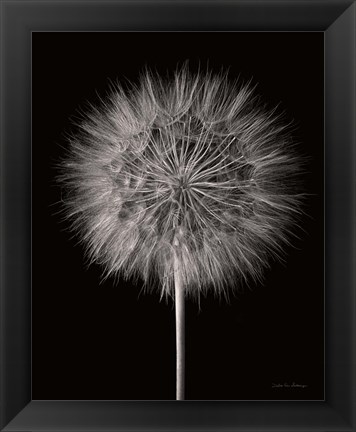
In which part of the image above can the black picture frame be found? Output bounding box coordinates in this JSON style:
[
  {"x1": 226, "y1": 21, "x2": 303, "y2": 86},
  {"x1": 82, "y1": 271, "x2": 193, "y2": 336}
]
[{"x1": 1, "y1": 1, "x2": 355, "y2": 431}]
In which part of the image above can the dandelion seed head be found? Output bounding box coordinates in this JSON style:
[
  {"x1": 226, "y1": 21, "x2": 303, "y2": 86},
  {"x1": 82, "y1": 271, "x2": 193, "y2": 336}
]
[{"x1": 59, "y1": 66, "x2": 303, "y2": 300}]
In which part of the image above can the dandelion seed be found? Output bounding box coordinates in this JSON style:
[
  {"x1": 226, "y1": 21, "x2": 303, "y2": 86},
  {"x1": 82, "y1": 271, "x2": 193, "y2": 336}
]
[{"x1": 58, "y1": 66, "x2": 303, "y2": 400}]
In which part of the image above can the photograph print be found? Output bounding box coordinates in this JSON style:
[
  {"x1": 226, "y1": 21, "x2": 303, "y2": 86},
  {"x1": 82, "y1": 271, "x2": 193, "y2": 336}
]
[{"x1": 32, "y1": 32, "x2": 324, "y2": 401}]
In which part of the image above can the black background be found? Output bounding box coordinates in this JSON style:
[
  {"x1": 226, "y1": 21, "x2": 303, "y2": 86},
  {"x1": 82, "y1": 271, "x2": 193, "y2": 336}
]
[{"x1": 32, "y1": 32, "x2": 324, "y2": 400}]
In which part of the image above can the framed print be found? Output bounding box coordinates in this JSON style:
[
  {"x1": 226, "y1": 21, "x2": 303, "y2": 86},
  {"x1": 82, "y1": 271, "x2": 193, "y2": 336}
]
[{"x1": 1, "y1": 1, "x2": 355, "y2": 431}]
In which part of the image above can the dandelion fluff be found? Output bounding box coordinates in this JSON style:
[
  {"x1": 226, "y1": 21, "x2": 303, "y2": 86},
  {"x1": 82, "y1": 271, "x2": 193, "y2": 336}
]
[{"x1": 59, "y1": 67, "x2": 303, "y2": 300}]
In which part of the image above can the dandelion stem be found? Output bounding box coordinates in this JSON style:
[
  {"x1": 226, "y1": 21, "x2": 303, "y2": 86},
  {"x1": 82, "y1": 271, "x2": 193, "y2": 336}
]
[{"x1": 174, "y1": 236, "x2": 185, "y2": 401}]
